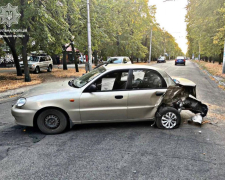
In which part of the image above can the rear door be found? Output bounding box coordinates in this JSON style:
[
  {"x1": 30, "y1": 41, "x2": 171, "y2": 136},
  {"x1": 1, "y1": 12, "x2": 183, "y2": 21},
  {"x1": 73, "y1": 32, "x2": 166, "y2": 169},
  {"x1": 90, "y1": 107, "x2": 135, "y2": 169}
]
[
  {"x1": 127, "y1": 69, "x2": 167, "y2": 120},
  {"x1": 39, "y1": 57, "x2": 46, "y2": 69}
]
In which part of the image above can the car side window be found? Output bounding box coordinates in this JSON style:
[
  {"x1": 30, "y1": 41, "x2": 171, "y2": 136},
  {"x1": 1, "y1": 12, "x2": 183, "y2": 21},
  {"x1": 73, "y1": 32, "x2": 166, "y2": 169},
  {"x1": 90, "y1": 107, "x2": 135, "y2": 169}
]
[
  {"x1": 40, "y1": 57, "x2": 45, "y2": 62},
  {"x1": 46, "y1": 56, "x2": 50, "y2": 61},
  {"x1": 132, "y1": 69, "x2": 166, "y2": 89},
  {"x1": 94, "y1": 70, "x2": 129, "y2": 91}
]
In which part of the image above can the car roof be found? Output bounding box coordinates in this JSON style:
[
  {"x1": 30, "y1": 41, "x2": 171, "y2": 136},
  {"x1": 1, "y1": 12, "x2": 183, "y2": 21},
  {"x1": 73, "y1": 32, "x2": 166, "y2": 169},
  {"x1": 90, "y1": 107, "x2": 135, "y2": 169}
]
[
  {"x1": 109, "y1": 56, "x2": 129, "y2": 58},
  {"x1": 104, "y1": 64, "x2": 164, "y2": 73}
]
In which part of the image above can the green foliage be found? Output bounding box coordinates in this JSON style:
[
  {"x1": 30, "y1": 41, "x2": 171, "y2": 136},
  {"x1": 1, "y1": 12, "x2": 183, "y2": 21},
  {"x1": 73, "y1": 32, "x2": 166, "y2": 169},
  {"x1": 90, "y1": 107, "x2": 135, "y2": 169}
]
[
  {"x1": 186, "y1": 0, "x2": 225, "y2": 59},
  {"x1": 0, "y1": 0, "x2": 183, "y2": 59}
]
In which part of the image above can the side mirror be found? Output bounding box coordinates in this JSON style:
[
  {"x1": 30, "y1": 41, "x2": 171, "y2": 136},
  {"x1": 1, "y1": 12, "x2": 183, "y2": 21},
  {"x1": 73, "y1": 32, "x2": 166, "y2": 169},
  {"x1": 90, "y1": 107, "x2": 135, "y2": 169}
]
[{"x1": 88, "y1": 84, "x2": 97, "y2": 92}]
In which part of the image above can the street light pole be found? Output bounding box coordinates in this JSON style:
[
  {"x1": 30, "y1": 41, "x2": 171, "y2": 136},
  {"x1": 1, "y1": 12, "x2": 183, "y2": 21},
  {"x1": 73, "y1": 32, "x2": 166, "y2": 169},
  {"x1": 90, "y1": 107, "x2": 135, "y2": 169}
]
[
  {"x1": 148, "y1": 28, "x2": 152, "y2": 63},
  {"x1": 223, "y1": 39, "x2": 225, "y2": 74},
  {"x1": 87, "y1": 0, "x2": 92, "y2": 71}
]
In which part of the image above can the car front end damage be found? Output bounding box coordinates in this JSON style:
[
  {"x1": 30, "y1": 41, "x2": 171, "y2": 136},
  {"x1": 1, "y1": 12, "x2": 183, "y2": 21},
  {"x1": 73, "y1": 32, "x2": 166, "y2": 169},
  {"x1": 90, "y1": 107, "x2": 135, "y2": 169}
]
[{"x1": 156, "y1": 79, "x2": 208, "y2": 125}]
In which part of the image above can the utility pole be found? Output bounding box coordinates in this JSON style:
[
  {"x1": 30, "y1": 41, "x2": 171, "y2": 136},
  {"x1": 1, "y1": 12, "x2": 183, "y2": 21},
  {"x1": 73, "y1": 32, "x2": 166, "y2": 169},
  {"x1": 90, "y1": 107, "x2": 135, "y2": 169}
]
[
  {"x1": 87, "y1": 0, "x2": 92, "y2": 71},
  {"x1": 148, "y1": 28, "x2": 152, "y2": 63},
  {"x1": 223, "y1": 39, "x2": 225, "y2": 74},
  {"x1": 198, "y1": 34, "x2": 201, "y2": 60}
]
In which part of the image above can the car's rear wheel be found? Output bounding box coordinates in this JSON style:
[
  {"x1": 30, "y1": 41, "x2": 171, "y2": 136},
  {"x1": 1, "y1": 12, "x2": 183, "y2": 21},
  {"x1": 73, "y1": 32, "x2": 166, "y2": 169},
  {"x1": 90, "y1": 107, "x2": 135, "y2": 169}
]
[
  {"x1": 184, "y1": 63, "x2": 186, "y2": 66},
  {"x1": 34, "y1": 66, "x2": 40, "y2": 74},
  {"x1": 156, "y1": 107, "x2": 181, "y2": 129},
  {"x1": 47, "y1": 65, "x2": 52, "y2": 72},
  {"x1": 37, "y1": 109, "x2": 68, "y2": 134}
]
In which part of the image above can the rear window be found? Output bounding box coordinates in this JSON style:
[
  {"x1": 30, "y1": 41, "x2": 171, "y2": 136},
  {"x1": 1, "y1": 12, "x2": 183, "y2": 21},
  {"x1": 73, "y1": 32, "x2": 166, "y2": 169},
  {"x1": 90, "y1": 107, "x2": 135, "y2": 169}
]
[{"x1": 176, "y1": 56, "x2": 184, "y2": 59}]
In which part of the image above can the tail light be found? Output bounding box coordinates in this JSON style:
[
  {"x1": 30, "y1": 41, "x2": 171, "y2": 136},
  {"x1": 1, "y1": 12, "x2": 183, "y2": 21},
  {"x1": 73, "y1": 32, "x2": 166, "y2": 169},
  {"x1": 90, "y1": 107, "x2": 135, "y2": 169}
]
[{"x1": 175, "y1": 59, "x2": 177, "y2": 62}]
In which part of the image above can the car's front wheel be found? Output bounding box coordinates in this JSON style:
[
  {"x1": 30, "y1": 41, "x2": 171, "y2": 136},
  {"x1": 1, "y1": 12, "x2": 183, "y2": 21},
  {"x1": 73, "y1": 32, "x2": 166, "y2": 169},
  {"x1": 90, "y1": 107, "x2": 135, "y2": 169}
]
[
  {"x1": 156, "y1": 107, "x2": 181, "y2": 129},
  {"x1": 37, "y1": 109, "x2": 68, "y2": 134}
]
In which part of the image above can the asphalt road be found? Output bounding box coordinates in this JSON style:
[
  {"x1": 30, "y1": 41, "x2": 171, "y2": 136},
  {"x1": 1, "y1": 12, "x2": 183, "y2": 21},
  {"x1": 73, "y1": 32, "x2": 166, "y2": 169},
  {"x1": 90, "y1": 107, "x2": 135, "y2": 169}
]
[{"x1": 1, "y1": 60, "x2": 225, "y2": 179}]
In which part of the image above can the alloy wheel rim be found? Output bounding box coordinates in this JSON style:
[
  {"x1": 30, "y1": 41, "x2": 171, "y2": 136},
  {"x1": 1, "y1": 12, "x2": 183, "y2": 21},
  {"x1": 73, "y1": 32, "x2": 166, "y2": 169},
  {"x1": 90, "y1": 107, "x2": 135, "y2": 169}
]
[
  {"x1": 44, "y1": 115, "x2": 60, "y2": 129},
  {"x1": 161, "y1": 112, "x2": 177, "y2": 129}
]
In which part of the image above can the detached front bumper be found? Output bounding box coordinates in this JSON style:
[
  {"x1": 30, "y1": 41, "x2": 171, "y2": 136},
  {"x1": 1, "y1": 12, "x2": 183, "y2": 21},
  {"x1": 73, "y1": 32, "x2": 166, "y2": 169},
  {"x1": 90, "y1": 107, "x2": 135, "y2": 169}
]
[{"x1": 11, "y1": 105, "x2": 36, "y2": 127}]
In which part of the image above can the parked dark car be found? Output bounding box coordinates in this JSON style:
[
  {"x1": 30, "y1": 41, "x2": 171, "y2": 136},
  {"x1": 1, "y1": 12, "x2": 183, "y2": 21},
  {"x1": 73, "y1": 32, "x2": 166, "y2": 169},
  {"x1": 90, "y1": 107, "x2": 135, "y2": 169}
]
[{"x1": 175, "y1": 56, "x2": 185, "y2": 66}]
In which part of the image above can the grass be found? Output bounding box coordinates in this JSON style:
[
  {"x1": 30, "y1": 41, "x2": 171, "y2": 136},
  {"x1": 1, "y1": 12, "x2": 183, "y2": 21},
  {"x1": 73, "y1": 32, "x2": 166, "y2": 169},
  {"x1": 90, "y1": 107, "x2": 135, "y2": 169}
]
[
  {"x1": 0, "y1": 61, "x2": 156, "y2": 93},
  {"x1": 0, "y1": 61, "x2": 156, "y2": 92},
  {"x1": 193, "y1": 60, "x2": 225, "y2": 91},
  {"x1": 0, "y1": 68, "x2": 86, "y2": 93},
  {"x1": 193, "y1": 60, "x2": 225, "y2": 78}
]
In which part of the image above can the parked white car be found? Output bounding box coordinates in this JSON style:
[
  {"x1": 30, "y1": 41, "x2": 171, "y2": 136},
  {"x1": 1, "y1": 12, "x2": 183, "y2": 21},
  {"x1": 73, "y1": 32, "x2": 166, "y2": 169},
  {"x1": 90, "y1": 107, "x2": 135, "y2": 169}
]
[{"x1": 20, "y1": 55, "x2": 53, "y2": 74}]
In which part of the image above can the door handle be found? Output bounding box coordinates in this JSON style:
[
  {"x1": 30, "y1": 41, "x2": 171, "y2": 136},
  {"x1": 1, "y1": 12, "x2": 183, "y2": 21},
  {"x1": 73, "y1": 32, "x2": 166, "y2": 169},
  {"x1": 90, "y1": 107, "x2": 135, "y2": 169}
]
[
  {"x1": 115, "y1": 95, "x2": 123, "y2": 99},
  {"x1": 155, "y1": 91, "x2": 165, "y2": 96}
]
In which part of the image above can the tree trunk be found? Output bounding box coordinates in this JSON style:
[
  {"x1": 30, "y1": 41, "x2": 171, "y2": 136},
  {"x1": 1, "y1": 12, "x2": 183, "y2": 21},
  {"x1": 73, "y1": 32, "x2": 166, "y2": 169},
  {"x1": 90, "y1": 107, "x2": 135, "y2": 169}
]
[
  {"x1": 70, "y1": 43, "x2": 78, "y2": 72},
  {"x1": 1, "y1": 32, "x2": 22, "y2": 76},
  {"x1": 22, "y1": 35, "x2": 31, "y2": 82},
  {"x1": 130, "y1": 55, "x2": 134, "y2": 64},
  {"x1": 63, "y1": 51, "x2": 67, "y2": 70},
  {"x1": 11, "y1": 44, "x2": 22, "y2": 76},
  {"x1": 94, "y1": 50, "x2": 98, "y2": 66}
]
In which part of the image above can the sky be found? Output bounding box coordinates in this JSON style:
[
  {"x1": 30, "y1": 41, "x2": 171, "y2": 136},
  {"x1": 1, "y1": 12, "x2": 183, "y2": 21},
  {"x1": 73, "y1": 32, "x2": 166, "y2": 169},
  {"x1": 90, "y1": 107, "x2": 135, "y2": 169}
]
[{"x1": 148, "y1": 0, "x2": 188, "y2": 54}]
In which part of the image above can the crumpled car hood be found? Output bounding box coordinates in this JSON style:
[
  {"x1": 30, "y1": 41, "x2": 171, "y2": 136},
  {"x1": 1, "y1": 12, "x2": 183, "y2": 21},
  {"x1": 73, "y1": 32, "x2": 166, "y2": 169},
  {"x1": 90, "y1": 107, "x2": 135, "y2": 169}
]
[{"x1": 22, "y1": 80, "x2": 75, "y2": 98}]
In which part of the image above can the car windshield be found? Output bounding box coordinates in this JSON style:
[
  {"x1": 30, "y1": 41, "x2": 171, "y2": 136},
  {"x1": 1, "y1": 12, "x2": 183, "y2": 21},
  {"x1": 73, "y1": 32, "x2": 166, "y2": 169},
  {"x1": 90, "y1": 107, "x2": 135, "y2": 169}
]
[
  {"x1": 73, "y1": 66, "x2": 106, "y2": 88},
  {"x1": 107, "y1": 57, "x2": 123, "y2": 64},
  {"x1": 28, "y1": 56, "x2": 39, "y2": 62}
]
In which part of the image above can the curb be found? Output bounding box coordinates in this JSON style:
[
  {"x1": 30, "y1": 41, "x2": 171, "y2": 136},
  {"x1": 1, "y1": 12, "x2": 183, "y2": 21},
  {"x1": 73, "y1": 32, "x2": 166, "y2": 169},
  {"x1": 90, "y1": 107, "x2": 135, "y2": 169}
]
[{"x1": 193, "y1": 61, "x2": 225, "y2": 88}]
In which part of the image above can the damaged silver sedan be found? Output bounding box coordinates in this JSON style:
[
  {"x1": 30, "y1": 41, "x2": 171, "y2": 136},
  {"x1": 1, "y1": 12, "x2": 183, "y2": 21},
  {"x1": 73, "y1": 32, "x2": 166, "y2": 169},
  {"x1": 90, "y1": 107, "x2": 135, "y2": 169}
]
[{"x1": 11, "y1": 64, "x2": 208, "y2": 134}]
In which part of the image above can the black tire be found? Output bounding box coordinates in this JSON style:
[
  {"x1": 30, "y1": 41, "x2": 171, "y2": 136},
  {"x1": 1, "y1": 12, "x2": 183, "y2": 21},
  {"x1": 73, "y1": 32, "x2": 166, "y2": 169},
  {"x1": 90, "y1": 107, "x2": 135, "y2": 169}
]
[
  {"x1": 34, "y1": 66, "x2": 40, "y2": 74},
  {"x1": 156, "y1": 107, "x2": 181, "y2": 129},
  {"x1": 47, "y1": 65, "x2": 52, "y2": 72},
  {"x1": 37, "y1": 109, "x2": 68, "y2": 134},
  {"x1": 184, "y1": 63, "x2": 185, "y2": 66},
  {"x1": 175, "y1": 63, "x2": 177, "y2": 65}
]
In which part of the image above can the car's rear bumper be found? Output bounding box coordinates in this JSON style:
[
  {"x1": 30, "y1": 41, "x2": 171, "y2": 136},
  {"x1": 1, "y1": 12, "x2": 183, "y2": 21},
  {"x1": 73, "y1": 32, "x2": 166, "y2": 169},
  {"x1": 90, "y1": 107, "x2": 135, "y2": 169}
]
[
  {"x1": 175, "y1": 61, "x2": 185, "y2": 64},
  {"x1": 11, "y1": 105, "x2": 36, "y2": 127},
  {"x1": 157, "y1": 60, "x2": 166, "y2": 63}
]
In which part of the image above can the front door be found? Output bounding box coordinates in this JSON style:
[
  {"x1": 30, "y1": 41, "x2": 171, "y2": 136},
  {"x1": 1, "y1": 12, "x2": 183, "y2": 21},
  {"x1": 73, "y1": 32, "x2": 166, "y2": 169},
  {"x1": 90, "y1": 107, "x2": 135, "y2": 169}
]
[
  {"x1": 127, "y1": 69, "x2": 167, "y2": 120},
  {"x1": 80, "y1": 70, "x2": 129, "y2": 122}
]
